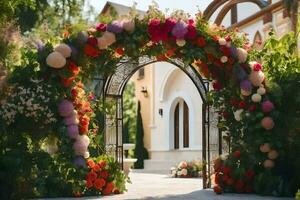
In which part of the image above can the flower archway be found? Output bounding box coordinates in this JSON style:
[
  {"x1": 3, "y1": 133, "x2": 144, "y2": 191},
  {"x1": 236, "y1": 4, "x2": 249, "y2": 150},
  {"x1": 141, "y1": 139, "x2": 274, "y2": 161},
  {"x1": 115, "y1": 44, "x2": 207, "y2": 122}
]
[{"x1": 0, "y1": 8, "x2": 283, "y2": 198}]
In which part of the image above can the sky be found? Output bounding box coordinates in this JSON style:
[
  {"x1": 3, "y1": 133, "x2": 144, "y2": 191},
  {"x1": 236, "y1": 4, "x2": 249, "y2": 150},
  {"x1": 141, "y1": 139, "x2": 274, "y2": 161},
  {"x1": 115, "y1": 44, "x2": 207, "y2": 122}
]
[{"x1": 85, "y1": 0, "x2": 213, "y2": 17}]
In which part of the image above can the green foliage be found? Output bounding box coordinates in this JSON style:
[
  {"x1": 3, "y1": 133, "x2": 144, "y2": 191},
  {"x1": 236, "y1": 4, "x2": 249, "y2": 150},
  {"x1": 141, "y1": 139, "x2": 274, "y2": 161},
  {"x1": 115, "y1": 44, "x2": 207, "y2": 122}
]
[
  {"x1": 296, "y1": 189, "x2": 300, "y2": 200},
  {"x1": 251, "y1": 31, "x2": 300, "y2": 195},
  {"x1": 134, "y1": 101, "x2": 148, "y2": 169},
  {"x1": 123, "y1": 82, "x2": 137, "y2": 143}
]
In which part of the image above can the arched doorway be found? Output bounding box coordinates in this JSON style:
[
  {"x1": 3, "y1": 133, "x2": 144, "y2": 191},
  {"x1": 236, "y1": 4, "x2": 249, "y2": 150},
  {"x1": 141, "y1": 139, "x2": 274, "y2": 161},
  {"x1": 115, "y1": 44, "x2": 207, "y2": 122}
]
[{"x1": 103, "y1": 56, "x2": 221, "y2": 188}]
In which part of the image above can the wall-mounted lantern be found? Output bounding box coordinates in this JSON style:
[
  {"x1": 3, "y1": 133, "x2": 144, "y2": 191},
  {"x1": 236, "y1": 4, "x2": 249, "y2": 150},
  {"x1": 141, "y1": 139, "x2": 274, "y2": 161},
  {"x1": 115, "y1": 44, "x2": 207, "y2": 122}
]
[{"x1": 141, "y1": 86, "x2": 148, "y2": 97}]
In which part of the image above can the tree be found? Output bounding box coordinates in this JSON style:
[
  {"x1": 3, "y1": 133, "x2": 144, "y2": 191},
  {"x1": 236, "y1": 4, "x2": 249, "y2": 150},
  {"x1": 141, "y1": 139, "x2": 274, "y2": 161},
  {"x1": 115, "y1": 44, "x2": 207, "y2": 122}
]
[{"x1": 134, "y1": 101, "x2": 148, "y2": 169}]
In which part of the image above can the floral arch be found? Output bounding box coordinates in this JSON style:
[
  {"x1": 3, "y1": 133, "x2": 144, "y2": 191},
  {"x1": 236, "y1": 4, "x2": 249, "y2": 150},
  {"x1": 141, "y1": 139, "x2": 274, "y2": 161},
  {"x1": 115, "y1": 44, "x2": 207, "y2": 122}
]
[{"x1": 0, "y1": 8, "x2": 285, "y2": 198}]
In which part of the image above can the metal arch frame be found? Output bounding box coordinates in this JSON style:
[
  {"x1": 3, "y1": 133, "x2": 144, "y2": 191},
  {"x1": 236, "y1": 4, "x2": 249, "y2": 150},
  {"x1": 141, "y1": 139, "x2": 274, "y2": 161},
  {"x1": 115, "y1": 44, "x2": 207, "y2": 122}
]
[{"x1": 103, "y1": 56, "x2": 218, "y2": 189}]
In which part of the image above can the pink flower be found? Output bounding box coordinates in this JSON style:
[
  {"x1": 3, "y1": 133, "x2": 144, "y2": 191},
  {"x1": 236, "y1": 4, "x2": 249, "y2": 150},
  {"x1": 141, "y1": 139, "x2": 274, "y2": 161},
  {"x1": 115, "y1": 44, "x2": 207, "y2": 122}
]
[
  {"x1": 261, "y1": 100, "x2": 274, "y2": 113},
  {"x1": 95, "y1": 23, "x2": 107, "y2": 32},
  {"x1": 186, "y1": 23, "x2": 197, "y2": 40},
  {"x1": 253, "y1": 63, "x2": 262, "y2": 71},
  {"x1": 58, "y1": 100, "x2": 74, "y2": 117},
  {"x1": 261, "y1": 117, "x2": 275, "y2": 130},
  {"x1": 164, "y1": 18, "x2": 176, "y2": 32},
  {"x1": 67, "y1": 125, "x2": 79, "y2": 139}
]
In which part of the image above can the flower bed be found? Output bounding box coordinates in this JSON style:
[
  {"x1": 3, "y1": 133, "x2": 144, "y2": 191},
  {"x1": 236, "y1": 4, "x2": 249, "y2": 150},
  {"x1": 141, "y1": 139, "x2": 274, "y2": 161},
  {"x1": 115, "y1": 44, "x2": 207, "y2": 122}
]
[{"x1": 170, "y1": 161, "x2": 202, "y2": 178}]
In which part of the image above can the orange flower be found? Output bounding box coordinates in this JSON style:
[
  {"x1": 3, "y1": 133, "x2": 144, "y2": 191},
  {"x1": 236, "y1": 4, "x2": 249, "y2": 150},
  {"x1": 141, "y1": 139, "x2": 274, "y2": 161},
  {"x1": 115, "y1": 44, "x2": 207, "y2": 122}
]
[
  {"x1": 84, "y1": 44, "x2": 101, "y2": 57},
  {"x1": 61, "y1": 76, "x2": 75, "y2": 87},
  {"x1": 196, "y1": 37, "x2": 206, "y2": 47},
  {"x1": 156, "y1": 54, "x2": 168, "y2": 61},
  {"x1": 166, "y1": 48, "x2": 176, "y2": 58},
  {"x1": 94, "y1": 178, "x2": 106, "y2": 190},
  {"x1": 92, "y1": 164, "x2": 101, "y2": 172},
  {"x1": 115, "y1": 47, "x2": 124, "y2": 57},
  {"x1": 87, "y1": 159, "x2": 95, "y2": 168},
  {"x1": 68, "y1": 61, "x2": 80, "y2": 76},
  {"x1": 102, "y1": 182, "x2": 114, "y2": 195},
  {"x1": 80, "y1": 124, "x2": 89, "y2": 134}
]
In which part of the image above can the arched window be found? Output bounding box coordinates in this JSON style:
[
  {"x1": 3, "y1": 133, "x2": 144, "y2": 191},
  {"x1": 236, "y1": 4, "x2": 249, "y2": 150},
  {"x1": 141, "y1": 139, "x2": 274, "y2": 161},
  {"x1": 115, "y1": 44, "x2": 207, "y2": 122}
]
[
  {"x1": 183, "y1": 101, "x2": 189, "y2": 148},
  {"x1": 174, "y1": 103, "x2": 180, "y2": 149},
  {"x1": 173, "y1": 100, "x2": 190, "y2": 149},
  {"x1": 253, "y1": 31, "x2": 263, "y2": 50}
]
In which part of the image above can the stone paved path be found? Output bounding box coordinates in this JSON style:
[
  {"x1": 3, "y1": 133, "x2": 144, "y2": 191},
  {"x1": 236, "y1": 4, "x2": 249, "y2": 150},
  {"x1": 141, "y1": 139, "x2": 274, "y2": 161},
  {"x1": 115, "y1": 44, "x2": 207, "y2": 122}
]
[{"x1": 43, "y1": 170, "x2": 293, "y2": 200}]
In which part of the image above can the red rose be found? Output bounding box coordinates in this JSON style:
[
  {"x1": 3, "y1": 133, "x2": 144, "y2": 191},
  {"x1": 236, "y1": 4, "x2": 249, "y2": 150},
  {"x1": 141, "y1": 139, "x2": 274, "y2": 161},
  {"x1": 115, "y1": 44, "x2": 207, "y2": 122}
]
[
  {"x1": 61, "y1": 76, "x2": 75, "y2": 88},
  {"x1": 87, "y1": 159, "x2": 95, "y2": 168},
  {"x1": 68, "y1": 61, "x2": 80, "y2": 76},
  {"x1": 233, "y1": 150, "x2": 241, "y2": 158},
  {"x1": 220, "y1": 46, "x2": 231, "y2": 56},
  {"x1": 84, "y1": 44, "x2": 100, "y2": 57},
  {"x1": 253, "y1": 63, "x2": 262, "y2": 71},
  {"x1": 245, "y1": 169, "x2": 255, "y2": 180},
  {"x1": 226, "y1": 178, "x2": 234, "y2": 186},
  {"x1": 213, "y1": 82, "x2": 222, "y2": 91},
  {"x1": 94, "y1": 178, "x2": 106, "y2": 190},
  {"x1": 227, "y1": 57, "x2": 235, "y2": 65},
  {"x1": 223, "y1": 166, "x2": 232, "y2": 175},
  {"x1": 213, "y1": 185, "x2": 223, "y2": 194},
  {"x1": 148, "y1": 19, "x2": 162, "y2": 42},
  {"x1": 222, "y1": 111, "x2": 229, "y2": 119},
  {"x1": 235, "y1": 179, "x2": 245, "y2": 193},
  {"x1": 98, "y1": 160, "x2": 107, "y2": 168},
  {"x1": 86, "y1": 180, "x2": 93, "y2": 189},
  {"x1": 102, "y1": 182, "x2": 114, "y2": 195},
  {"x1": 239, "y1": 101, "x2": 246, "y2": 109},
  {"x1": 186, "y1": 24, "x2": 197, "y2": 40},
  {"x1": 115, "y1": 47, "x2": 124, "y2": 56},
  {"x1": 71, "y1": 88, "x2": 78, "y2": 98},
  {"x1": 156, "y1": 54, "x2": 168, "y2": 61},
  {"x1": 225, "y1": 35, "x2": 231, "y2": 42},
  {"x1": 87, "y1": 171, "x2": 97, "y2": 182},
  {"x1": 80, "y1": 116, "x2": 90, "y2": 126},
  {"x1": 214, "y1": 59, "x2": 224, "y2": 67},
  {"x1": 230, "y1": 98, "x2": 239, "y2": 107},
  {"x1": 206, "y1": 53, "x2": 214, "y2": 62},
  {"x1": 100, "y1": 170, "x2": 109, "y2": 179},
  {"x1": 87, "y1": 37, "x2": 98, "y2": 46},
  {"x1": 248, "y1": 105, "x2": 256, "y2": 112},
  {"x1": 96, "y1": 23, "x2": 107, "y2": 32},
  {"x1": 196, "y1": 37, "x2": 206, "y2": 47},
  {"x1": 245, "y1": 186, "x2": 253, "y2": 193},
  {"x1": 164, "y1": 18, "x2": 176, "y2": 32}
]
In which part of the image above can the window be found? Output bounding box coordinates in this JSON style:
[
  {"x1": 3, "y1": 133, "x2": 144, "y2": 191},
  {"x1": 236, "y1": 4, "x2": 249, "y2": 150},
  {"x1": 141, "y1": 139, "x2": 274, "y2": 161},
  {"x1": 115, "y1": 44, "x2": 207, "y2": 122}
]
[
  {"x1": 173, "y1": 100, "x2": 189, "y2": 149},
  {"x1": 137, "y1": 68, "x2": 145, "y2": 79},
  {"x1": 174, "y1": 103, "x2": 180, "y2": 149},
  {"x1": 183, "y1": 101, "x2": 189, "y2": 148}
]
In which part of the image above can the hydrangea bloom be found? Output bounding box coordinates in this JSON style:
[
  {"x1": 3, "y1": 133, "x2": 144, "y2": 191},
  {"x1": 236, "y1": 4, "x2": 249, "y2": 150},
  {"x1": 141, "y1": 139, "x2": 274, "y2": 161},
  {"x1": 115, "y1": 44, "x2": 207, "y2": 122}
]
[
  {"x1": 172, "y1": 21, "x2": 188, "y2": 39},
  {"x1": 58, "y1": 100, "x2": 74, "y2": 117},
  {"x1": 106, "y1": 20, "x2": 123, "y2": 33}
]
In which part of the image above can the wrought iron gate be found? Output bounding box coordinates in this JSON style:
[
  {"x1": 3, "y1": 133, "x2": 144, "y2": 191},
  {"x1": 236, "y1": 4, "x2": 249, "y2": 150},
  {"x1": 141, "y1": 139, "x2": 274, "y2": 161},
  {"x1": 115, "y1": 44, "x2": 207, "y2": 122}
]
[{"x1": 102, "y1": 56, "x2": 223, "y2": 188}]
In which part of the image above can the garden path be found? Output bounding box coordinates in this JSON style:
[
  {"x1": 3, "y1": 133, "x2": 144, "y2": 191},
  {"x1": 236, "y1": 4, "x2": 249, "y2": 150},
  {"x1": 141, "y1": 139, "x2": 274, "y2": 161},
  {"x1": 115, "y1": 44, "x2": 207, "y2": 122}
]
[{"x1": 44, "y1": 170, "x2": 294, "y2": 200}]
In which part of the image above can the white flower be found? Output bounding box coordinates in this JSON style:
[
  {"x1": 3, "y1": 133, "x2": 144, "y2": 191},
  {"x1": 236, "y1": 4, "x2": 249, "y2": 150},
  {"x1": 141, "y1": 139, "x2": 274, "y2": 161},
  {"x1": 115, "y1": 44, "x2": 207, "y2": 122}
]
[
  {"x1": 218, "y1": 38, "x2": 227, "y2": 46},
  {"x1": 241, "y1": 89, "x2": 251, "y2": 96},
  {"x1": 176, "y1": 39, "x2": 186, "y2": 47},
  {"x1": 220, "y1": 56, "x2": 228, "y2": 63},
  {"x1": 257, "y1": 87, "x2": 266, "y2": 95},
  {"x1": 177, "y1": 171, "x2": 182, "y2": 176},
  {"x1": 181, "y1": 168, "x2": 188, "y2": 176},
  {"x1": 46, "y1": 52, "x2": 66, "y2": 68},
  {"x1": 84, "y1": 151, "x2": 90, "y2": 158},
  {"x1": 54, "y1": 43, "x2": 72, "y2": 58},
  {"x1": 236, "y1": 48, "x2": 248, "y2": 63},
  {"x1": 251, "y1": 93, "x2": 262, "y2": 102},
  {"x1": 234, "y1": 109, "x2": 243, "y2": 121},
  {"x1": 249, "y1": 70, "x2": 265, "y2": 86}
]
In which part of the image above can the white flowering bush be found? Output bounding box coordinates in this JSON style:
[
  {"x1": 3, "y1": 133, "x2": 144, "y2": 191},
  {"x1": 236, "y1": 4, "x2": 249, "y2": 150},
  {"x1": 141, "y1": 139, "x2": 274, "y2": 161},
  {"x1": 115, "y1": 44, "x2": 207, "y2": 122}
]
[{"x1": 0, "y1": 79, "x2": 59, "y2": 129}]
